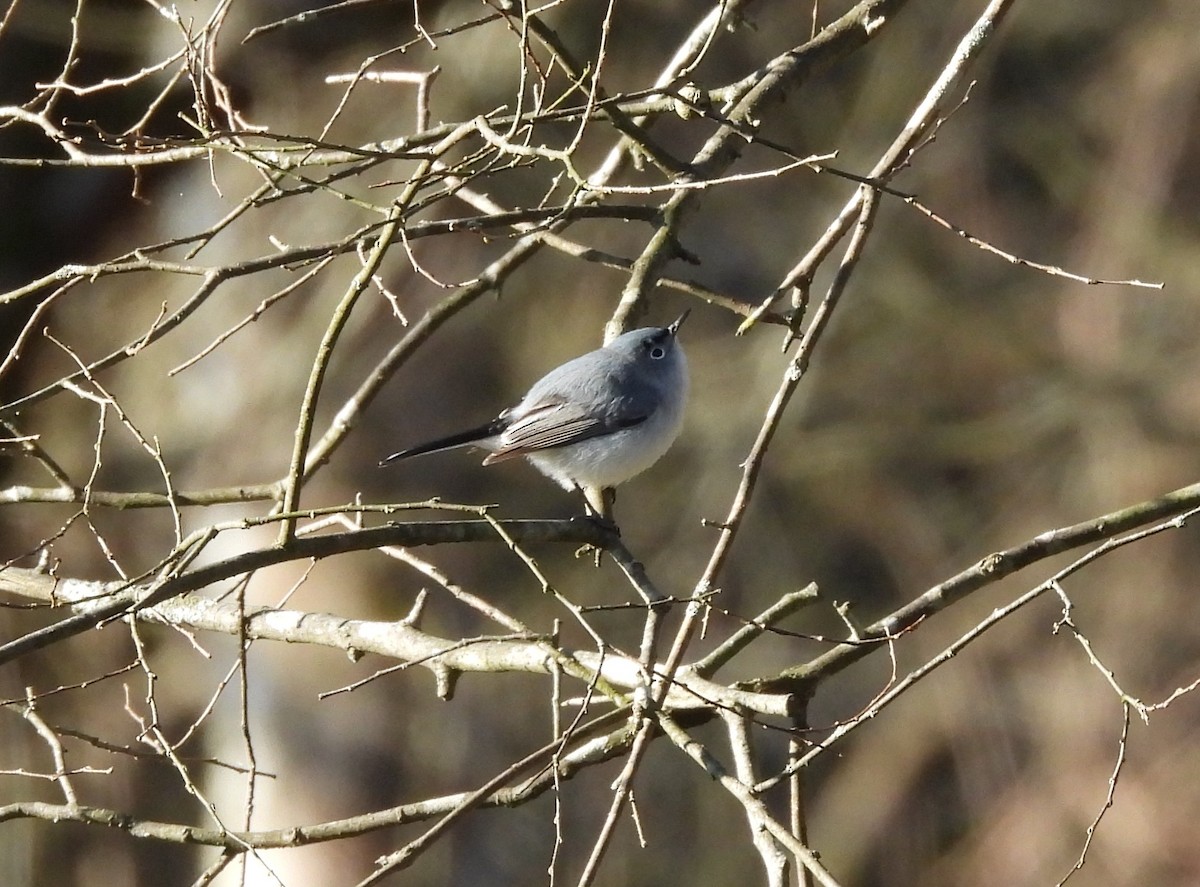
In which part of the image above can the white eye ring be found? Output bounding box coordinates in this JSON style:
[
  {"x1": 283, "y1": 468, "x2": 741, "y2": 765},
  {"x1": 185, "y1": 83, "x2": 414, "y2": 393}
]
[{"x1": 650, "y1": 345, "x2": 666, "y2": 359}]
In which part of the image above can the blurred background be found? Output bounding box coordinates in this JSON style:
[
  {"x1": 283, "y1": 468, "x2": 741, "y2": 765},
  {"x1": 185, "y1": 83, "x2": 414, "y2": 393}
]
[{"x1": 1, "y1": 0, "x2": 1199, "y2": 884}]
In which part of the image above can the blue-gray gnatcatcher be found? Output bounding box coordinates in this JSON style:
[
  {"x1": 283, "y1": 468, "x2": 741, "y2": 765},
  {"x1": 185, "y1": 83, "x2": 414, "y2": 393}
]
[{"x1": 380, "y1": 312, "x2": 689, "y2": 495}]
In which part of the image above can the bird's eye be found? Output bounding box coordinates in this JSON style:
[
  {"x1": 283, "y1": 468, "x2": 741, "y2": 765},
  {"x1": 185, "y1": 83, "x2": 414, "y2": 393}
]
[{"x1": 649, "y1": 345, "x2": 666, "y2": 360}]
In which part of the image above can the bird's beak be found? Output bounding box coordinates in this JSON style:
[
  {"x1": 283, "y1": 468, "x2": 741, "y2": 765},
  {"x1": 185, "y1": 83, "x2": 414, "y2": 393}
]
[{"x1": 668, "y1": 309, "x2": 690, "y2": 336}]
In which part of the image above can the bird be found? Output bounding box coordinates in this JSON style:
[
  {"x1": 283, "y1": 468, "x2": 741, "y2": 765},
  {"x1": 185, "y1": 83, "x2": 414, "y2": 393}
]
[{"x1": 380, "y1": 312, "x2": 689, "y2": 502}]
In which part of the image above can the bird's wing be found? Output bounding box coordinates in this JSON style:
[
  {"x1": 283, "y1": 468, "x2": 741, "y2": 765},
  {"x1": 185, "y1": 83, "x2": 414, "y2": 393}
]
[{"x1": 482, "y1": 398, "x2": 646, "y2": 464}]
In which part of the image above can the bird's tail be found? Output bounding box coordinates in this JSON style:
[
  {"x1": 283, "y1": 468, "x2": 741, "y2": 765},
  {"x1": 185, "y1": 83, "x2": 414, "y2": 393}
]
[{"x1": 378, "y1": 420, "x2": 502, "y2": 467}]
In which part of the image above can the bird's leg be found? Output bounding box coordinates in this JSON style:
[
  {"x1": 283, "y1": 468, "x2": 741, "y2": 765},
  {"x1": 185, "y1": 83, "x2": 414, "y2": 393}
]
[
  {"x1": 575, "y1": 484, "x2": 618, "y2": 563},
  {"x1": 582, "y1": 484, "x2": 616, "y2": 521}
]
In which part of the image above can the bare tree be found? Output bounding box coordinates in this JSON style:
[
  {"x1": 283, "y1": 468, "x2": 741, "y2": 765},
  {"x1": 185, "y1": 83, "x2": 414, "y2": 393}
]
[{"x1": 1, "y1": 1, "x2": 1196, "y2": 885}]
